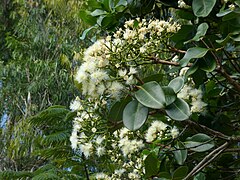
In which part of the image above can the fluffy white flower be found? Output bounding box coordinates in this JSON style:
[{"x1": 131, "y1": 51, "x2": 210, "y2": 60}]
[
  {"x1": 145, "y1": 120, "x2": 168, "y2": 142},
  {"x1": 70, "y1": 130, "x2": 78, "y2": 149},
  {"x1": 81, "y1": 60, "x2": 97, "y2": 73},
  {"x1": 140, "y1": 46, "x2": 147, "y2": 53},
  {"x1": 123, "y1": 29, "x2": 136, "y2": 40},
  {"x1": 95, "y1": 135, "x2": 105, "y2": 145},
  {"x1": 95, "y1": 172, "x2": 109, "y2": 179},
  {"x1": 177, "y1": 85, "x2": 192, "y2": 100},
  {"x1": 75, "y1": 68, "x2": 88, "y2": 83},
  {"x1": 97, "y1": 83, "x2": 106, "y2": 95},
  {"x1": 189, "y1": 89, "x2": 202, "y2": 99},
  {"x1": 125, "y1": 75, "x2": 135, "y2": 85},
  {"x1": 108, "y1": 81, "x2": 124, "y2": 99},
  {"x1": 119, "y1": 127, "x2": 129, "y2": 139},
  {"x1": 129, "y1": 67, "x2": 137, "y2": 75},
  {"x1": 118, "y1": 69, "x2": 127, "y2": 77},
  {"x1": 191, "y1": 99, "x2": 207, "y2": 112},
  {"x1": 114, "y1": 169, "x2": 126, "y2": 176},
  {"x1": 171, "y1": 126, "x2": 179, "y2": 138},
  {"x1": 118, "y1": 137, "x2": 144, "y2": 156},
  {"x1": 125, "y1": 19, "x2": 135, "y2": 28},
  {"x1": 70, "y1": 98, "x2": 82, "y2": 111},
  {"x1": 128, "y1": 172, "x2": 141, "y2": 179},
  {"x1": 96, "y1": 146, "x2": 105, "y2": 157},
  {"x1": 80, "y1": 142, "x2": 93, "y2": 158},
  {"x1": 90, "y1": 69, "x2": 109, "y2": 84}
]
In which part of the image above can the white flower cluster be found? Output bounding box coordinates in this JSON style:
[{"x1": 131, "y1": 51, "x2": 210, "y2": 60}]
[
  {"x1": 75, "y1": 18, "x2": 181, "y2": 100},
  {"x1": 145, "y1": 120, "x2": 179, "y2": 142},
  {"x1": 177, "y1": 84, "x2": 207, "y2": 112},
  {"x1": 178, "y1": 0, "x2": 189, "y2": 8},
  {"x1": 117, "y1": 127, "x2": 145, "y2": 157}
]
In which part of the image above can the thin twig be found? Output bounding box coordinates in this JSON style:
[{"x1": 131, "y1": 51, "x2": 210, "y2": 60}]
[
  {"x1": 184, "y1": 142, "x2": 229, "y2": 180},
  {"x1": 149, "y1": 56, "x2": 192, "y2": 67},
  {"x1": 204, "y1": 40, "x2": 240, "y2": 91},
  {"x1": 184, "y1": 120, "x2": 230, "y2": 141},
  {"x1": 224, "y1": 148, "x2": 240, "y2": 152}
]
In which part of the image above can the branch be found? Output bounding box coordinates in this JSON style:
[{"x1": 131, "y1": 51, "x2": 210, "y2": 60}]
[
  {"x1": 184, "y1": 142, "x2": 229, "y2": 180},
  {"x1": 202, "y1": 40, "x2": 240, "y2": 92},
  {"x1": 184, "y1": 120, "x2": 230, "y2": 141},
  {"x1": 148, "y1": 56, "x2": 192, "y2": 67},
  {"x1": 224, "y1": 148, "x2": 240, "y2": 152}
]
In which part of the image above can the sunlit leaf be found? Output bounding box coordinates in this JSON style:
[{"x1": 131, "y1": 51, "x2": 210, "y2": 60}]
[
  {"x1": 144, "y1": 153, "x2": 160, "y2": 178},
  {"x1": 172, "y1": 166, "x2": 188, "y2": 180},
  {"x1": 173, "y1": 141, "x2": 187, "y2": 165},
  {"x1": 168, "y1": 77, "x2": 184, "y2": 93},
  {"x1": 185, "y1": 23, "x2": 209, "y2": 43},
  {"x1": 166, "y1": 98, "x2": 191, "y2": 121},
  {"x1": 180, "y1": 47, "x2": 209, "y2": 67},
  {"x1": 185, "y1": 133, "x2": 214, "y2": 152},
  {"x1": 123, "y1": 100, "x2": 148, "y2": 130},
  {"x1": 135, "y1": 81, "x2": 166, "y2": 109},
  {"x1": 192, "y1": 0, "x2": 217, "y2": 17},
  {"x1": 162, "y1": 86, "x2": 177, "y2": 106}
]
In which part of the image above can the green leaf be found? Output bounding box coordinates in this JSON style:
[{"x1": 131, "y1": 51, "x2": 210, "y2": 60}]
[
  {"x1": 79, "y1": 10, "x2": 97, "y2": 26},
  {"x1": 165, "y1": 98, "x2": 191, "y2": 121},
  {"x1": 157, "y1": 172, "x2": 171, "y2": 180},
  {"x1": 176, "y1": 9, "x2": 196, "y2": 20},
  {"x1": 179, "y1": 47, "x2": 209, "y2": 67},
  {"x1": 192, "y1": 0, "x2": 217, "y2": 17},
  {"x1": 135, "y1": 81, "x2": 166, "y2": 109},
  {"x1": 144, "y1": 153, "x2": 160, "y2": 178},
  {"x1": 173, "y1": 141, "x2": 187, "y2": 165},
  {"x1": 216, "y1": 9, "x2": 233, "y2": 17},
  {"x1": 99, "y1": 14, "x2": 117, "y2": 28},
  {"x1": 115, "y1": 0, "x2": 127, "y2": 7},
  {"x1": 172, "y1": 166, "x2": 188, "y2": 180},
  {"x1": 199, "y1": 56, "x2": 217, "y2": 72},
  {"x1": 185, "y1": 23, "x2": 209, "y2": 43},
  {"x1": 185, "y1": 62, "x2": 199, "y2": 77},
  {"x1": 185, "y1": 133, "x2": 214, "y2": 152},
  {"x1": 231, "y1": 34, "x2": 240, "y2": 41},
  {"x1": 90, "y1": 9, "x2": 107, "y2": 16},
  {"x1": 194, "y1": 172, "x2": 206, "y2": 180},
  {"x1": 168, "y1": 77, "x2": 184, "y2": 93},
  {"x1": 123, "y1": 100, "x2": 148, "y2": 130},
  {"x1": 102, "y1": 0, "x2": 113, "y2": 12},
  {"x1": 162, "y1": 86, "x2": 177, "y2": 106},
  {"x1": 80, "y1": 26, "x2": 97, "y2": 40},
  {"x1": 127, "y1": 0, "x2": 155, "y2": 16},
  {"x1": 108, "y1": 96, "x2": 131, "y2": 122}
]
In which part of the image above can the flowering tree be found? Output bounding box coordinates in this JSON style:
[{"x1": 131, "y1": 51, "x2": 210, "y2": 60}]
[{"x1": 70, "y1": 0, "x2": 240, "y2": 179}]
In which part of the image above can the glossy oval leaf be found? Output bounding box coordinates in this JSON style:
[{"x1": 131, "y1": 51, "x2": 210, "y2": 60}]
[
  {"x1": 162, "y1": 86, "x2": 177, "y2": 106},
  {"x1": 172, "y1": 166, "x2": 188, "y2": 180},
  {"x1": 123, "y1": 100, "x2": 148, "y2": 131},
  {"x1": 173, "y1": 141, "x2": 187, "y2": 165},
  {"x1": 185, "y1": 23, "x2": 209, "y2": 43},
  {"x1": 179, "y1": 47, "x2": 209, "y2": 67},
  {"x1": 108, "y1": 96, "x2": 131, "y2": 122},
  {"x1": 144, "y1": 152, "x2": 160, "y2": 178},
  {"x1": 192, "y1": 0, "x2": 217, "y2": 17},
  {"x1": 168, "y1": 77, "x2": 184, "y2": 93},
  {"x1": 199, "y1": 56, "x2": 217, "y2": 72},
  {"x1": 185, "y1": 133, "x2": 214, "y2": 152},
  {"x1": 90, "y1": 9, "x2": 107, "y2": 16},
  {"x1": 194, "y1": 172, "x2": 206, "y2": 180},
  {"x1": 166, "y1": 98, "x2": 191, "y2": 121},
  {"x1": 135, "y1": 81, "x2": 166, "y2": 109}
]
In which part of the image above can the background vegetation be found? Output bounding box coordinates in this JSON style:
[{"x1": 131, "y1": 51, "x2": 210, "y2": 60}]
[{"x1": 1, "y1": 0, "x2": 240, "y2": 179}]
